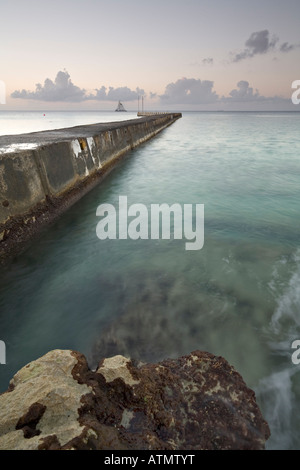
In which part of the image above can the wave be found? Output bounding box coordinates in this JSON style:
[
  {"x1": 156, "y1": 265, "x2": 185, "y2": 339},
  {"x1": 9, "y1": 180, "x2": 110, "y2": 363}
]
[
  {"x1": 269, "y1": 248, "x2": 300, "y2": 337},
  {"x1": 255, "y1": 367, "x2": 298, "y2": 450},
  {"x1": 259, "y1": 248, "x2": 300, "y2": 449}
]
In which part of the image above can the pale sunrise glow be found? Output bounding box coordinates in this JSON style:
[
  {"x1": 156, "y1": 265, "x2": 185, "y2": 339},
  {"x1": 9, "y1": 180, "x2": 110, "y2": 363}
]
[{"x1": 0, "y1": 0, "x2": 300, "y2": 111}]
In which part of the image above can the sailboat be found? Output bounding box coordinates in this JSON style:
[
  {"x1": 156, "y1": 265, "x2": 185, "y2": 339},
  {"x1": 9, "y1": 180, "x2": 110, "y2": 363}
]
[{"x1": 115, "y1": 100, "x2": 127, "y2": 112}]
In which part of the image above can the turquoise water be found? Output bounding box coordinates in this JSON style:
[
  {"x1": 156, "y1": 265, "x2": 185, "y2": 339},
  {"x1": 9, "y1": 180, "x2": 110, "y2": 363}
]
[{"x1": 1, "y1": 111, "x2": 300, "y2": 449}]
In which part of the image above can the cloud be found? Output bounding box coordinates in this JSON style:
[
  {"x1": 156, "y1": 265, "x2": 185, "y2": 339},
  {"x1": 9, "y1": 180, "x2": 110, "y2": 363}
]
[
  {"x1": 11, "y1": 70, "x2": 86, "y2": 102},
  {"x1": 279, "y1": 42, "x2": 297, "y2": 53},
  {"x1": 10, "y1": 70, "x2": 296, "y2": 110},
  {"x1": 225, "y1": 81, "x2": 262, "y2": 102},
  {"x1": 232, "y1": 30, "x2": 278, "y2": 62},
  {"x1": 11, "y1": 70, "x2": 145, "y2": 103},
  {"x1": 159, "y1": 78, "x2": 293, "y2": 109},
  {"x1": 233, "y1": 29, "x2": 300, "y2": 62},
  {"x1": 160, "y1": 77, "x2": 219, "y2": 104},
  {"x1": 189, "y1": 58, "x2": 214, "y2": 67},
  {"x1": 91, "y1": 86, "x2": 145, "y2": 102},
  {"x1": 245, "y1": 30, "x2": 278, "y2": 54},
  {"x1": 202, "y1": 57, "x2": 214, "y2": 66},
  {"x1": 219, "y1": 80, "x2": 295, "y2": 110},
  {"x1": 231, "y1": 30, "x2": 299, "y2": 63}
]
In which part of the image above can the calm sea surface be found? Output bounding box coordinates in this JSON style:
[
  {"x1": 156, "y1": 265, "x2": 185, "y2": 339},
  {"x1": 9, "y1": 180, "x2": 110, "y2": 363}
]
[{"x1": 0, "y1": 111, "x2": 300, "y2": 449}]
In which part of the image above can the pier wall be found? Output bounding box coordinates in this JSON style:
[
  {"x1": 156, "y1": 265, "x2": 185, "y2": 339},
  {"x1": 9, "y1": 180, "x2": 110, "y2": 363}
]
[{"x1": 0, "y1": 113, "x2": 181, "y2": 260}]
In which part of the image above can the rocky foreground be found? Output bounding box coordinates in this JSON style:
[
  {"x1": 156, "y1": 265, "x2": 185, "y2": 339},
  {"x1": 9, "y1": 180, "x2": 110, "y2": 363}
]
[{"x1": 0, "y1": 349, "x2": 270, "y2": 450}]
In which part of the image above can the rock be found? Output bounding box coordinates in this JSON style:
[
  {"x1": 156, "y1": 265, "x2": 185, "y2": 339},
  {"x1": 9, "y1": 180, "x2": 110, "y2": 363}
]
[
  {"x1": 0, "y1": 350, "x2": 92, "y2": 450},
  {"x1": 0, "y1": 349, "x2": 270, "y2": 450},
  {"x1": 98, "y1": 355, "x2": 140, "y2": 386}
]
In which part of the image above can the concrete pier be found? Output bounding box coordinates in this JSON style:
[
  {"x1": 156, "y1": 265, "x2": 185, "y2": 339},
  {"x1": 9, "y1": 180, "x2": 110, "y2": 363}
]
[{"x1": 0, "y1": 113, "x2": 181, "y2": 261}]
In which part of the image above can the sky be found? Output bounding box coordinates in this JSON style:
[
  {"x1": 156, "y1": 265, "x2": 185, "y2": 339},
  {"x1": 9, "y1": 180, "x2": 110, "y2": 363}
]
[{"x1": 1, "y1": 0, "x2": 300, "y2": 111}]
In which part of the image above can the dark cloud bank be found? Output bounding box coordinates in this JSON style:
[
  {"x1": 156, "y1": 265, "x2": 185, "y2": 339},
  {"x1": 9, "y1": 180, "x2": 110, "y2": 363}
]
[
  {"x1": 11, "y1": 70, "x2": 296, "y2": 109},
  {"x1": 232, "y1": 29, "x2": 299, "y2": 62}
]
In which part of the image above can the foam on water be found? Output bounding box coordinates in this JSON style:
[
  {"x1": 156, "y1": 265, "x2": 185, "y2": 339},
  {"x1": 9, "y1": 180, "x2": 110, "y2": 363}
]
[
  {"x1": 256, "y1": 367, "x2": 298, "y2": 450},
  {"x1": 270, "y1": 249, "x2": 300, "y2": 337},
  {"x1": 254, "y1": 248, "x2": 300, "y2": 449}
]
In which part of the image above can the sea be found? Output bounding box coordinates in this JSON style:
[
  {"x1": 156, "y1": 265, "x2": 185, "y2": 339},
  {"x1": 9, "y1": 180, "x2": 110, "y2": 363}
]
[{"x1": 0, "y1": 110, "x2": 300, "y2": 450}]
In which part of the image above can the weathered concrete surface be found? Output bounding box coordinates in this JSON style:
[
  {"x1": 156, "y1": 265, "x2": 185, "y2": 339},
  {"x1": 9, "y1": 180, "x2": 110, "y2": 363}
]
[
  {"x1": 0, "y1": 349, "x2": 270, "y2": 450},
  {"x1": 0, "y1": 149, "x2": 45, "y2": 223},
  {"x1": 0, "y1": 114, "x2": 181, "y2": 262}
]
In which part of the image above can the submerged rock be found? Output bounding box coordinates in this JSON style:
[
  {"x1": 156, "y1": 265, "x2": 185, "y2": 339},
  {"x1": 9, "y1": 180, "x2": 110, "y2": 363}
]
[{"x1": 0, "y1": 349, "x2": 270, "y2": 450}]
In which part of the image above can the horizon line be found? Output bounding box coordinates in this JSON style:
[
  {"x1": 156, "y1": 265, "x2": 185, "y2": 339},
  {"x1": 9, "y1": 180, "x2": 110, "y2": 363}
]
[{"x1": 0, "y1": 109, "x2": 300, "y2": 113}]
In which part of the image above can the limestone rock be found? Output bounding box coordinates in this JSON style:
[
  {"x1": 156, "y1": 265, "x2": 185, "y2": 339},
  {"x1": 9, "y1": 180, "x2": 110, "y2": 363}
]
[
  {"x1": 0, "y1": 349, "x2": 270, "y2": 450},
  {"x1": 0, "y1": 349, "x2": 92, "y2": 450}
]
